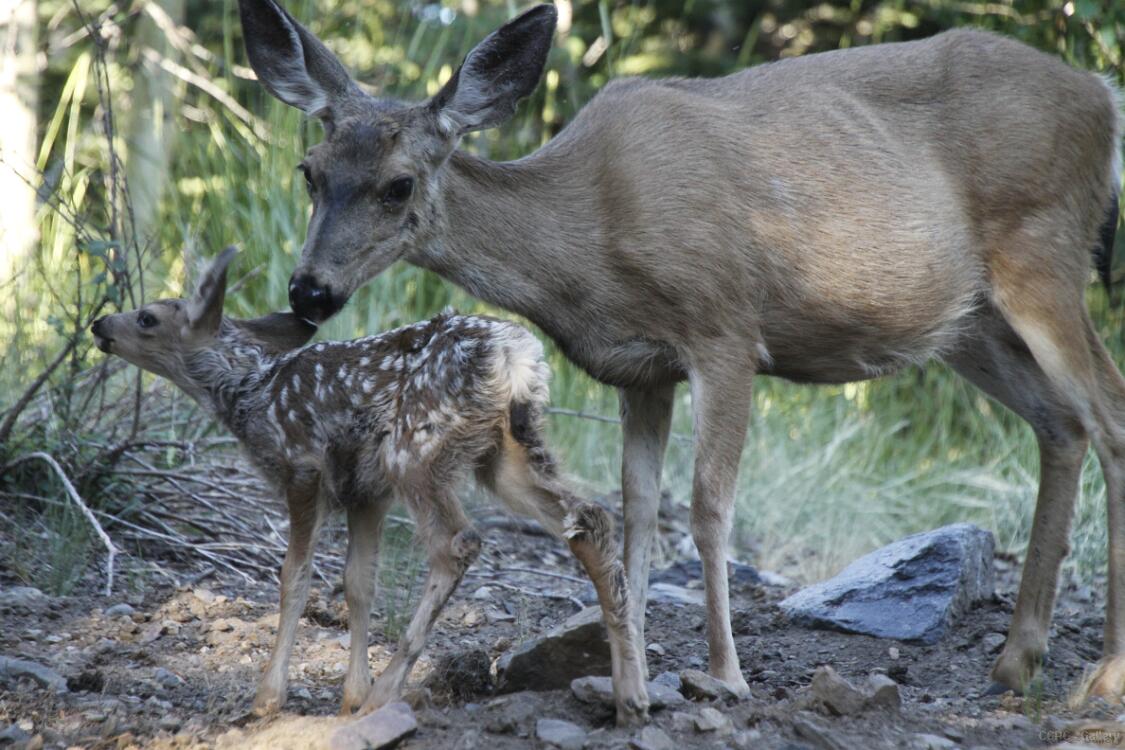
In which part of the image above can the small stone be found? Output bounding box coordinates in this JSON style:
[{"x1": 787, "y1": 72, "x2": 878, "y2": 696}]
[
  {"x1": 888, "y1": 647, "x2": 900, "y2": 660},
  {"x1": 535, "y1": 718, "x2": 586, "y2": 750},
  {"x1": 0, "y1": 655, "x2": 68, "y2": 694},
  {"x1": 646, "y1": 642, "x2": 666, "y2": 656},
  {"x1": 158, "y1": 715, "x2": 181, "y2": 732},
  {"x1": 629, "y1": 726, "x2": 674, "y2": 750},
  {"x1": 331, "y1": 701, "x2": 417, "y2": 750},
  {"x1": 83, "y1": 711, "x2": 107, "y2": 722},
  {"x1": 810, "y1": 666, "x2": 866, "y2": 716},
  {"x1": 866, "y1": 673, "x2": 901, "y2": 710},
  {"x1": 104, "y1": 603, "x2": 136, "y2": 618},
  {"x1": 153, "y1": 668, "x2": 183, "y2": 689},
  {"x1": 652, "y1": 671, "x2": 681, "y2": 692},
  {"x1": 292, "y1": 686, "x2": 312, "y2": 700},
  {"x1": 792, "y1": 713, "x2": 848, "y2": 750},
  {"x1": 679, "y1": 669, "x2": 738, "y2": 702},
  {"x1": 730, "y1": 729, "x2": 763, "y2": 749},
  {"x1": 472, "y1": 586, "x2": 493, "y2": 600},
  {"x1": 192, "y1": 588, "x2": 217, "y2": 605},
  {"x1": 694, "y1": 707, "x2": 733, "y2": 734},
  {"x1": 0, "y1": 586, "x2": 47, "y2": 611},
  {"x1": 0, "y1": 724, "x2": 31, "y2": 745},
  {"x1": 670, "y1": 711, "x2": 696, "y2": 733},
  {"x1": 911, "y1": 734, "x2": 957, "y2": 750},
  {"x1": 570, "y1": 676, "x2": 684, "y2": 710},
  {"x1": 982, "y1": 632, "x2": 1006, "y2": 654}
]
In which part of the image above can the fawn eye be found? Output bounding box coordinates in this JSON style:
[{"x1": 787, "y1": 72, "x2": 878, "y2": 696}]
[
  {"x1": 382, "y1": 176, "x2": 414, "y2": 207},
  {"x1": 298, "y1": 164, "x2": 314, "y2": 195},
  {"x1": 137, "y1": 311, "x2": 158, "y2": 329}
]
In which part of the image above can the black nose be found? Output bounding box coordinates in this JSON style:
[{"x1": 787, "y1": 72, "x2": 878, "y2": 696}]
[
  {"x1": 91, "y1": 317, "x2": 106, "y2": 336},
  {"x1": 288, "y1": 274, "x2": 341, "y2": 323}
]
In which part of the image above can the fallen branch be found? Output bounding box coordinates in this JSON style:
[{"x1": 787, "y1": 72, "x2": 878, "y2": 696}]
[{"x1": 2, "y1": 452, "x2": 118, "y2": 595}]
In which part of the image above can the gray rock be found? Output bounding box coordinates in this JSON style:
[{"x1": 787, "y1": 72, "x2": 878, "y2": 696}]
[
  {"x1": 679, "y1": 669, "x2": 739, "y2": 702},
  {"x1": 0, "y1": 724, "x2": 31, "y2": 745},
  {"x1": 0, "y1": 587, "x2": 46, "y2": 612},
  {"x1": 153, "y1": 668, "x2": 183, "y2": 689},
  {"x1": 104, "y1": 603, "x2": 136, "y2": 618},
  {"x1": 646, "y1": 583, "x2": 703, "y2": 606},
  {"x1": 650, "y1": 559, "x2": 761, "y2": 588},
  {"x1": 483, "y1": 692, "x2": 539, "y2": 734},
  {"x1": 792, "y1": 713, "x2": 849, "y2": 750},
  {"x1": 331, "y1": 701, "x2": 417, "y2": 750},
  {"x1": 0, "y1": 656, "x2": 68, "y2": 694},
  {"x1": 982, "y1": 632, "x2": 1006, "y2": 654},
  {"x1": 570, "y1": 676, "x2": 685, "y2": 710},
  {"x1": 910, "y1": 734, "x2": 957, "y2": 750},
  {"x1": 779, "y1": 524, "x2": 994, "y2": 643},
  {"x1": 651, "y1": 671, "x2": 681, "y2": 692},
  {"x1": 865, "y1": 673, "x2": 901, "y2": 710},
  {"x1": 810, "y1": 666, "x2": 866, "y2": 716},
  {"x1": 535, "y1": 718, "x2": 585, "y2": 750},
  {"x1": 629, "y1": 726, "x2": 674, "y2": 750},
  {"x1": 694, "y1": 707, "x2": 732, "y2": 734},
  {"x1": 497, "y1": 607, "x2": 609, "y2": 693}
]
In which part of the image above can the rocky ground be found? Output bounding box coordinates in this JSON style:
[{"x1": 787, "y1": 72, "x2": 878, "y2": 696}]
[{"x1": 1, "y1": 498, "x2": 1123, "y2": 750}]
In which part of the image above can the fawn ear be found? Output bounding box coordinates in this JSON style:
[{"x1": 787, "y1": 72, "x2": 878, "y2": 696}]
[
  {"x1": 187, "y1": 246, "x2": 236, "y2": 335},
  {"x1": 430, "y1": 4, "x2": 556, "y2": 136},
  {"x1": 233, "y1": 312, "x2": 318, "y2": 355}
]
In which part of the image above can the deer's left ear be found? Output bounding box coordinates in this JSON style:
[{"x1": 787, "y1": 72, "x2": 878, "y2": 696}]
[
  {"x1": 233, "y1": 312, "x2": 318, "y2": 355},
  {"x1": 187, "y1": 246, "x2": 237, "y2": 335}
]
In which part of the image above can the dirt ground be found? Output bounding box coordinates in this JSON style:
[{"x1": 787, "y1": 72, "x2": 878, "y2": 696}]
[{"x1": 2, "y1": 500, "x2": 1123, "y2": 750}]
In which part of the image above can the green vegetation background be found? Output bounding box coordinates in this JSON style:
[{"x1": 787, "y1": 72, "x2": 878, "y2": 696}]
[{"x1": 3, "y1": 0, "x2": 1125, "y2": 588}]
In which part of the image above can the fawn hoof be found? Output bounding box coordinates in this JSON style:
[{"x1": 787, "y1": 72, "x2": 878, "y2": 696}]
[
  {"x1": 983, "y1": 681, "x2": 1019, "y2": 697},
  {"x1": 989, "y1": 644, "x2": 1045, "y2": 697},
  {"x1": 1077, "y1": 655, "x2": 1125, "y2": 703},
  {"x1": 616, "y1": 694, "x2": 650, "y2": 728},
  {"x1": 251, "y1": 690, "x2": 284, "y2": 717},
  {"x1": 717, "y1": 674, "x2": 752, "y2": 700}
]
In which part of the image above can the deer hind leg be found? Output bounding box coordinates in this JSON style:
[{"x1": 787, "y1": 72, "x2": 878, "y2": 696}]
[
  {"x1": 946, "y1": 305, "x2": 1088, "y2": 693},
  {"x1": 619, "y1": 384, "x2": 675, "y2": 673},
  {"x1": 686, "y1": 360, "x2": 753, "y2": 697},
  {"x1": 990, "y1": 249, "x2": 1125, "y2": 699},
  {"x1": 340, "y1": 496, "x2": 392, "y2": 714},
  {"x1": 478, "y1": 430, "x2": 649, "y2": 727},
  {"x1": 360, "y1": 486, "x2": 479, "y2": 714},
  {"x1": 254, "y1": 479, "x2": 324, "y2": 716}
]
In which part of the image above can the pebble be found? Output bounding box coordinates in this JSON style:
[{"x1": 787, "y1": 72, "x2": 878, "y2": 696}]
[
  {"x1": 694, "y1": 706, "x2": 733, "y2": 734},
  {"x1": 104, "y1": 603, "x2": 136, "y2": 618},
  {"x1": 646, "y1": 642, "x2": 666, "y2": 656},
  {"x1": 629, "y1": 726, "x2": 674, "y2": 750},
  {"x1": 679, "y1": 668, "x2": 739, "y2": 702},
  {"x1": 810, "y1": 666, "x2": 866, "y2": 716},
  {"x1": 911, "y1": 734, "x2": 957, "y2": 750},
  {"x1": 535, "y1": 718, "x2": 586, "y2": 750}
]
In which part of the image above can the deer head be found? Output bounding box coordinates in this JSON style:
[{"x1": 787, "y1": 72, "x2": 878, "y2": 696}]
[{"x1": 238, "y1": 0, "x2": 557, "y2": 322}]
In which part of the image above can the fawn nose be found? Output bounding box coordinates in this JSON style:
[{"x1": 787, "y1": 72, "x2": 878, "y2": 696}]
[{"x1": 288, "y1": 273, "x2": 340, "y2": 323}]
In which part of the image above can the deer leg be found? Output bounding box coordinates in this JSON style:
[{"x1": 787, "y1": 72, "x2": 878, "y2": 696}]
[
  {"x1": 360, "y1": 490, "x2": 478, "y2": 714},
  {"x1": 946, "y1": 307, "x2": 1087, "y2": 693},
  {"x1": 254, "y1": 482, "x2": 323, "y2": 716},
  {"x1": 480, "y1": 433, "x2": 649, "y2": 726},
  {"x1": 687, "y1": 361, "x2": 753, "y2": 696},
  {"x1": 991, "y1": 265, "x2": 1125, "y2": 699},
  {"x1": 619, "y1": 384, "x2": 674, "y2": 666},
  {"x1": 341, "y1": 497, "x2": 391, "y2": 714}
]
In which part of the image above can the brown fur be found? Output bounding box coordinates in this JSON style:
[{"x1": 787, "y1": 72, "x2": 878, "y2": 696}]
[
  {"x1": 90, "y1": 250, "x2": 649, "y2": 724},
  {"x1": 239, "y1": 0, "x2": 1125, "y2": 702}
]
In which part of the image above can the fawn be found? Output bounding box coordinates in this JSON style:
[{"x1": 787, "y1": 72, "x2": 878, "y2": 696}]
[{"x1": 90, "y1": 247, "x2": 648, "y2": 724}]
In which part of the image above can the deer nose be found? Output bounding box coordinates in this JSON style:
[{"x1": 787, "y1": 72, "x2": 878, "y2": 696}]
[
  {"x1": 91, "y1": 317, "x2": 107, "y2": 336},
  {"x1": 288, "y1": 273, "x2": 341, "y2": 323}
]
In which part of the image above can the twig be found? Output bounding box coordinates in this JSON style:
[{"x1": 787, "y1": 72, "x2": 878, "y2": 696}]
[
  {"x1": 489, "y1": 566, "x2": 587, "y2": 585},
  {"x1": 472, "y1": 579, "x2": 585, "y2": 611},
  {"x1": 2, "y1": 452, "x2": 118, "y2": 595},
  {"x1": 0, "y1": 338, "x2": 80, "y2": 447}
]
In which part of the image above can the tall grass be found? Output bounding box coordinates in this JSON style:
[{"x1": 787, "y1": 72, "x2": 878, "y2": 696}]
[{"x1": 3, "y1": 0, "x2": 1124, "y2": 591}]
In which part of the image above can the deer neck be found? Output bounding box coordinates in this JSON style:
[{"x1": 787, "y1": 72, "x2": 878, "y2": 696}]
[
  {"x1": 414, "y1": 148, "x2": 600, "y2": 329},
  {"x1": 183, "y1": 333, "x2": 277, "y2": 435}
]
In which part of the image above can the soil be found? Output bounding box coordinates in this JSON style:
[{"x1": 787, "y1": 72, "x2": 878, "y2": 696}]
[{"x1": 1, "y1": 501, "x2": 1122, "y2": 750}]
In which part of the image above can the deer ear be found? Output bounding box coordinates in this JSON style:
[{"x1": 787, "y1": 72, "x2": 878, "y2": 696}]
[
  {"x1": 430, "y1": 4, "x2": 556, "y2": 136},
  {"x1": 232, "y1": 312, "x2": 318, "y2": 355},
  {"x1": 187, "y1": 246, "x2": 237, "y2": 335},
  {"x1": 238, "y1": 0, "x2": 358, "y2": 117}
]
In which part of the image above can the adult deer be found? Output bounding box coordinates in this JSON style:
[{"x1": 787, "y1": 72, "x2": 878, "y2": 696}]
[{"x1": 238, "y1": 0, "x2": 1124, "y2": 703}]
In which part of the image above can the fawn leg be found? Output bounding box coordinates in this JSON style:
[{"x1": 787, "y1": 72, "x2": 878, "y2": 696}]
[{"x1": 341, "y1": 496, "x2": 391, "y2": 714}]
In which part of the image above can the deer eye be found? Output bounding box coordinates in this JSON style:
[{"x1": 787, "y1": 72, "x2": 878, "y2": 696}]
[
  {"x1": 382, "y1": 176, "x2": 414, "y2": 207},
  {"x1": 137, "y1": 311, "x2": 159, "y2": 329},
  {"x1": 297, "y1": 164, "x2": 314, "y2": 195}
]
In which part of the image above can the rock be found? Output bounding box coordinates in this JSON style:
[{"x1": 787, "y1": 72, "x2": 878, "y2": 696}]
[
  {"x1": 425, "y1": 649, "x2": 492, "y2": 701},
  {"x1": 629, "y1": 726, "x2": 674, "y2": 750},
  {"x1": 652, "y1": 671, "x2": 681, "y2": 692},
  {"x1": 0, "y1": 655, "x2": 68, "y2": 694},
  {"x1": 866, "y1": 674, "x2": 901, "y2": 710},
  {"x1": 104, "y1": 603, "x2": 135, "y2": 618},
  {"x1": 780, "y1": 524, "x2": 994, "y2": 643},
  {"x1": 496, "y1": 607, "x2": 610, "y2": 693},
  {"x1": 331, "y1": 702, "x2": 417, "y2": 750},
  {"x1": 792, "y1": 713, "x2": 849, "y2": 750},
  {"x1": 0, "y1": 586, "x2": 47, "y2": 612},
  {"x1": 694, "y1": 707, "x2": 733, "y2": 734},
  {"x1": 982, "y1": 632, "x2": 1006, "y2": 654},
  {"x1": 570, "y1": 676, "x2": 685, "y2": 710},
  {"x1": 670, "y1": 711, "x2": 696, "y2": 734},
  {"x1": 646, "y1": 583, "x2": 704, "y2": 606},
  {"x1": 153, "y1": 668, "x2": 183, "y2": 689},
  {"x1": 679, "y1": 669, "x2": 739, "y2": 702},
  {"x1": 730, "y1": 730, "x2": 763, "y2": 749},
  {"x1": 910, "y1": 734, "x2": 957, "y2": 750},
  {"x1": 0, "y1": 724, "x2": 31, "y2": 746},
  {"x1": 535, "y1": 718, "x2": 586, "y2": 750},
  {"x1": 482, "y1": 692, "x2": 539, "y2": 734},
  {"x1": 646, "y1": 643, "x2": 666, "y2": 657},
  {"x1": 810, "y1": 666, "x2": 866, "y2": 716},
  {"x1": 650, "y1": 559, "x2": 761, "y2": 588}
]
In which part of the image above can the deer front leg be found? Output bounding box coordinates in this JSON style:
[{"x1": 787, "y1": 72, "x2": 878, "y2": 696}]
[
  {"x1": 688, "y1": 361, "x2": 753, "y2": 697},
  {"x1": 619, "y1": 384, "x2": 674, "y2": 669},
  {"x1": 341, "y1": 497, "x2": 391, "y2": 714},
  {"x1": 359, "y1": 491, "x2": 479, "y2": 714},
  {"x1": 254, "y1": 482, "x2": 323, "y2": 716}
]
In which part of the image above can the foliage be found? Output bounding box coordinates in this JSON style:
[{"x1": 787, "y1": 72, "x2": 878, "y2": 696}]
[{"x1": 2, "y1": 0, "x2": 1124, "y2": 589}]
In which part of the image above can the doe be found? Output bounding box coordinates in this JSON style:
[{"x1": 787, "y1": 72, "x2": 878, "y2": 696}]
[{"x1": 90, "y1": 247, "x2": 648, "y2": 723}]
